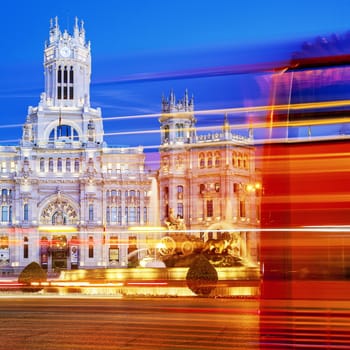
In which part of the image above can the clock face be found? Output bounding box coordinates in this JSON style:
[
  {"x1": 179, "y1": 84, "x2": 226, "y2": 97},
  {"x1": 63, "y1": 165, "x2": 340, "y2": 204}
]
[{"x1": 60, "y1": 46, "x2": 71, "y2": 58}]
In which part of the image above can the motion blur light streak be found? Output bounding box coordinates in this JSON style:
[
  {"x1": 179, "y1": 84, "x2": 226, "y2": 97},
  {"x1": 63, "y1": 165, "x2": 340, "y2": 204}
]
[
  {"x1": 1, "y1": 98, "x2": 350, "y2": 145},
  {"x1": 260, "y1": 301, "x2": 350, "y2": 349},
  {"x1": 126, "y1": 281, "x2": 168, "y2": 286}
]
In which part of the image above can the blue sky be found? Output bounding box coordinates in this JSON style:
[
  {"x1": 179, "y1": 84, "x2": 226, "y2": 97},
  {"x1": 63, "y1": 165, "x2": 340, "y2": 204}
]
[{"x1": 1, "y1": 0, "x2": 350, "y2": 147}]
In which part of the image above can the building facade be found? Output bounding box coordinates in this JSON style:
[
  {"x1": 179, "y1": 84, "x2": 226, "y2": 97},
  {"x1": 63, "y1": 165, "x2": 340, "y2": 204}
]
[
  {"x1": 0, "y1": 18, "x2": 260, "y2": 273},
  {"x1": 0, "y1": 18, "x2": 157, "y2": 273},
  {"x1": 158, "y1": 91, "x2": 261, "y2": 265}
]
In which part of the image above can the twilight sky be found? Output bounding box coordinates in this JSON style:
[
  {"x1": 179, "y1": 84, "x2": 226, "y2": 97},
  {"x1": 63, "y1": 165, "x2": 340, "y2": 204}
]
[{"x1": 1, "y1": 0, "x2": 350, "y2": 148}]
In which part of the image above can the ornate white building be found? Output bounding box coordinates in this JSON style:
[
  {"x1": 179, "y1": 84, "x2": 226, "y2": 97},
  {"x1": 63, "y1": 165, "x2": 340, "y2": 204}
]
[
  {"x1": 0, "y1": 18, "x2": 157, "y2": 273},
  {"x1": 0, "y1": 18, "x2": 260, "y2": 274}
]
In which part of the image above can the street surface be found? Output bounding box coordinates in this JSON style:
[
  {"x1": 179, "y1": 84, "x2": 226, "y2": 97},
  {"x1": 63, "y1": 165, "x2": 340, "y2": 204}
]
[
  {"x1": 0, "y1": 296, "x2": 259, "y2": 350},
  {"x1": 1, "y1": 295, "x2": 350, "y2": 349}
]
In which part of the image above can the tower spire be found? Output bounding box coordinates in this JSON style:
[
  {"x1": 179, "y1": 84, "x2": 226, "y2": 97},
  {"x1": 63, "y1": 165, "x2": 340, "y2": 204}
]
[
  {"x1": 184, "y1": 89, "x2": 189, "y2": 110},
  {"x1": 169, "y1": 89, "x2": 175, "y2": 105},
  {"x1": 74, "y1": 16, "x2": 79, "y2": 38},
  {"x1": 79, "y1": 19, "x2": 86, "y2": 44},
  {"x1": 49, "y1": 16, "x2": 61, "y2": 43},
  {"x1": 223, "y1": 113, "x2": 231, "y2": 139}
]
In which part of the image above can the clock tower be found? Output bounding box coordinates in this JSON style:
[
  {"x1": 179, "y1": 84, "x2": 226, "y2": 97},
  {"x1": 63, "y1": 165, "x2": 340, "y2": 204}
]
[
  {"x1": 23, "y1": 17, "x2": 104, "y2": 147},
  {"x1": 44, "y1": 16, "x2": 91, "y2": 108}
]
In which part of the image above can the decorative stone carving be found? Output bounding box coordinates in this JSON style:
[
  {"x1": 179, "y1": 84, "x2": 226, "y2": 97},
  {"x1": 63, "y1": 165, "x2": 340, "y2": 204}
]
[
  {"x1": 164, "y1": 208, "x2": 186, "y2": 231},
  {"x1": 40, "y1": 195, "x2": 78, "y2": 225}
]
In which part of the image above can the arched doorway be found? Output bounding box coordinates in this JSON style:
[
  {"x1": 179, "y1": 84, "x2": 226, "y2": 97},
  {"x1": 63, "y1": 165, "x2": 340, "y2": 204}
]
[
  {"x1": 39, "y1": 193, "x2": 79, "y2": 271},
  {"x1": 51, "y1": 235, "x2": 68, "y2": 270}
]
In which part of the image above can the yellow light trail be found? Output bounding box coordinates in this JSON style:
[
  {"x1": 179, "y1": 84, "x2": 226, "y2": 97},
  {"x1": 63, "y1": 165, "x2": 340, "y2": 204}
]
[
  {"x1": 102, "y1": 98, "x2": 350, "y2": 120},
  {"x1": 0, "y1": 98, "x2": 349, "y2": 145}
]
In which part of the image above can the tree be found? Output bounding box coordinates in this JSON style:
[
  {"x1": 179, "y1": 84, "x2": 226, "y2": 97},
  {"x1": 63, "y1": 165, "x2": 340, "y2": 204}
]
[
  {"x1": 18, "y1": 262, "x2": 47, "y2": 292},
  {"x1": 186, "y1": 254, "x2": 218, "y2": 297}
]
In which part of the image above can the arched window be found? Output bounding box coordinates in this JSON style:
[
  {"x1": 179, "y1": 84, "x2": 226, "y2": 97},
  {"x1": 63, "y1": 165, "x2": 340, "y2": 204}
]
[
  {"x1": 58, "y1": 66, "x2": 62, "y2": 83},
  {"x1": 88, "y1": 204, "x2": 94, "y2": 221},
  {"x1": 66, "y1": 158, "x2": 71, "y2": 172},
  {"x1": 118, "y1": 207, "x2": 122, "y2": 225},
  {"x1": 74, "y1": 159, "x2": 80, "y2": 172},
  {"x1": 238, "y1": 152, "x2": 242, "y2": 168},
  {"x1": 69, "y1": 66, "x2": 74, "y2": 83},
  {"x1": 69, "y1": 66, "x2": 74, "y2": 97},
  {"x1": 1, "y1": 189, "x2": 7, "y2": 202},
  {"x1": 243, "y1": 154, "x2": 249, "y2": 169},
  {"x1": 1, "y1": 206, "x2": 8, "y2": 222},
  {"x1": 137, "y1": 207, "x2": 140, "y2": 223},
  {"x1": 57, "y1": 158, "x2": 62, "y2": 172},
  {"x1": 232, "y1": 151, "x2": 237, "y2": 167},
  {"x1": 24, "y1": 203, "x2": 29, "y2": 222},
  {"x1": 215, "y1": 151, "x2": 221, "y2": 167},
  {"x1": 177, "y1": 185, "x2": 183, "y2": 200},
  {"x1": 143, "y1": 207, "x2": 147, "y2": 224},
  {"x1": 164, "y1": 125, "x2": 170, "y2": 142},
  {"x1": 177, "y1": 203, "x2": 183, "y2": 218},
  {"x1": 207, "y1": 152, "x2": 213, "y2": 168},
  {"x1": 64, "y1": 66, "x2": 68, "y2": 83},
  {"x1": 48, "y1": 125, "x2": 79, "y2": 143},
  {"x1": 176, "y1": 123, "x2": 184, "y2": 138},
  {"x1": 49, "y1": 158, "x2": 54, "y2": 172},
  {"x1": 129, "y1": 207, "x2": 136, "y2": 223},
  {"x1": 199, "y1": 152, "x2": 205, "y2": 169},
  {"x1": 63, "y1": 66, "x2": 68, "y2": 99},
  {"x1": 40, "y1": 158, "x2": 45, "y2": 172},
  {"x1": 57, "y1": 66, "x2": 62, "y2": 99},
  {"x1": 111, "y1": 207, "x2": 117, "y2": 223},
  {"x1": 106, "y1": 206, "x2": 110, "y2": 224},
  {"x1": 125, "y1": 207, "x2": 128, "y2": 224}
]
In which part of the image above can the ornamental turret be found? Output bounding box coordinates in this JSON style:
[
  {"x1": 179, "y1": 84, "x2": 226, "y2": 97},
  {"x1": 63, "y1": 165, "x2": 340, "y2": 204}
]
[
  {"x1": 159, "y1": 90, "x2": 196, "y2": 146},
  {"x1": 43, "y1": 16, "x2": 91, "y2": 108},
  {"x1": 23, "y1": 18, "x2": 104, "y2": 148}
]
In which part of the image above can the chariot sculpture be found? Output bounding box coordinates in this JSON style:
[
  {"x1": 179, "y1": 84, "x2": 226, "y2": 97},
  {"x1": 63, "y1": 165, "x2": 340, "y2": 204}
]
[{"x1": 160, "y1": 208, "x2": 243, "y2": 267}]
